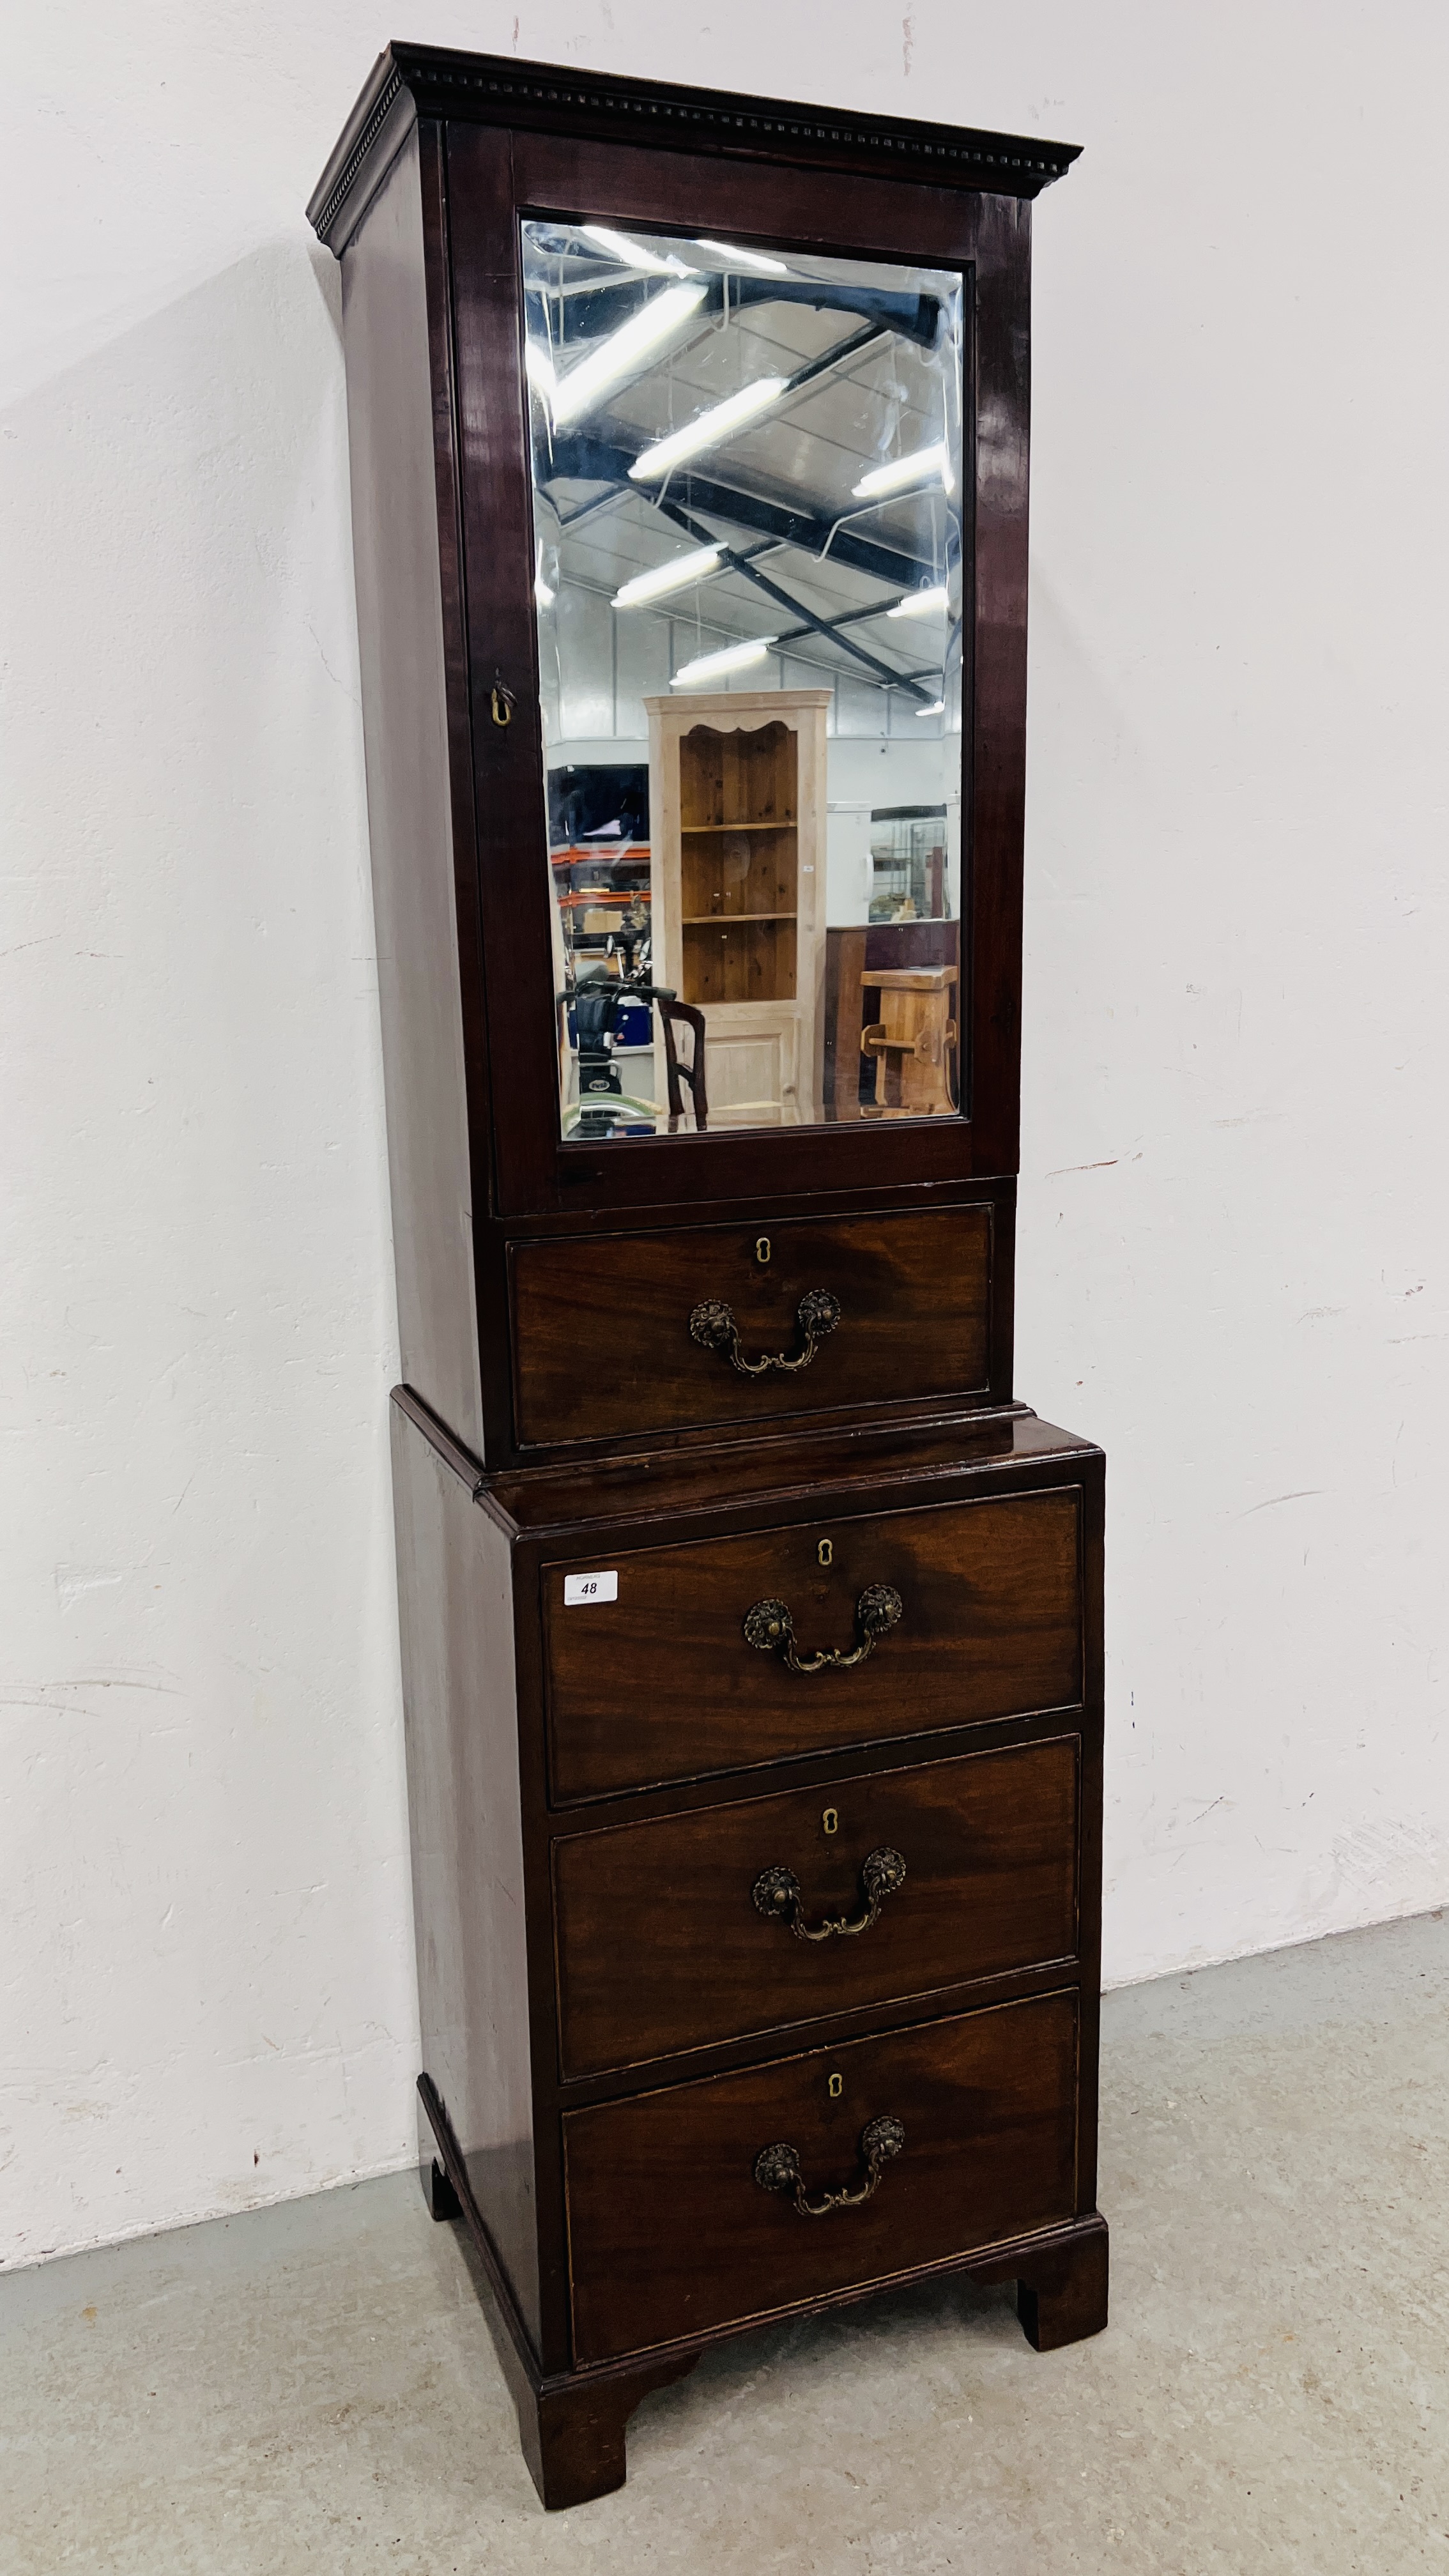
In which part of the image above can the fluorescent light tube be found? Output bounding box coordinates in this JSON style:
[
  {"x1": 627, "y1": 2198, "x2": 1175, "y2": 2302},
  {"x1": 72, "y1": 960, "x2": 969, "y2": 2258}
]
[
  {"x1": 581, "y1": 225, "x2": 696, "y2": 277},
  {"x1": 549, "y1": 282, "x2": 708, "y2": 429},
  {"x1": 612, "y1": 545, "x2": 724, "y2": 610},
  {"x1": 629, "y1": 378, "x2": 786, "y2": 481},
  {"x1": 914, "y1": 699, "x2": 947, "y2": 717},
  {"x1": 672, "y1": 637, "x2": 776, "y2": 686},
  {"x1": 696, "y1": 238, "x2": 790, "y2": 275},
  {"x1": 852, "y1": 441, "x2": 955, "y2": 500},
  {"x1": 887, "y1": 584, "x2": 951, "y2": 621}
]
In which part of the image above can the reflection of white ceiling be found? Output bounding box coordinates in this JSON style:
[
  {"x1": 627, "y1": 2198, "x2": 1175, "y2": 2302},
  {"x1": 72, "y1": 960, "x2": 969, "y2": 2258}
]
[{"x1": 525, "y1": 226, "x2": 964, "y2": 707}]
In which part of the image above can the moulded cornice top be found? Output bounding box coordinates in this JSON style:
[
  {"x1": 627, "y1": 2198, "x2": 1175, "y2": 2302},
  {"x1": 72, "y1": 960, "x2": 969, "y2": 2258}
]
[{"x1": 306, "y1": 42, "x2": 1081, "y2": 250}]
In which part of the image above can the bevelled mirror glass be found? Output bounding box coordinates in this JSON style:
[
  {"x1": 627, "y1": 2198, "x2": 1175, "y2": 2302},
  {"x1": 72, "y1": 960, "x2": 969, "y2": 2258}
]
[{"x1": 523, "y1": 217, "x2": 965, "y2": 1141}]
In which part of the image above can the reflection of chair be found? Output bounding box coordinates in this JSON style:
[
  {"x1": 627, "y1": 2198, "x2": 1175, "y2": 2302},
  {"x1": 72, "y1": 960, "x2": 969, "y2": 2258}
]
[
  {"x1": 657, "y1": 995, "x2": 708, "y2": 1128},
  {"x1": 859, "y1": 966, "x2": 958, "y2": 1116}
]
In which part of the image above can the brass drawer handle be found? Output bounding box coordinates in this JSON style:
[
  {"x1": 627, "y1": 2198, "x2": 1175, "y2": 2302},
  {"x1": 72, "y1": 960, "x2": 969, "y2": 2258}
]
[
  {"x1": 753, "y1": 1844, "x2": 907, "y2": 1942},
  {"x1": 754, "y1": 2115, "x2": 906, "y2": 2218},
  {"x1": 742, "y1": 1584, "x2": 903, "y2": 1674},
  {"x1": 689, "y1": 1288, "x2": 841, "y2": 1376}
]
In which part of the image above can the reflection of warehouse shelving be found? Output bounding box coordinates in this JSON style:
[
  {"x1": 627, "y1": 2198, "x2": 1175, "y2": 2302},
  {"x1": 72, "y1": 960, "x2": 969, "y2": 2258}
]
[
  {"x1": 552, "y1": 844, "x2": 652, "y2": 981},
  {"x1": 547, "y1": 762, "x2": 661, "y2": 1127},
  {"x1": 555, "y1": 862, "x2": 658, "y2": 1123}
]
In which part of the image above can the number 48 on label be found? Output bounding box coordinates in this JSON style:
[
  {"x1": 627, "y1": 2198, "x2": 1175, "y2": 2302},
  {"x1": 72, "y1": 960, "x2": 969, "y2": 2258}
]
[{"x1": 564, "y1": 1571, "x2": 619, "y2": 1606}]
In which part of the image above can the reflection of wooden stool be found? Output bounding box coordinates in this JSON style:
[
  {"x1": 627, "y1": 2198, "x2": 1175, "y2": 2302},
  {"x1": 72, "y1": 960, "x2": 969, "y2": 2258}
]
[{"x1": 860, "y1": 966, "x2": 958, "y2": 1115}]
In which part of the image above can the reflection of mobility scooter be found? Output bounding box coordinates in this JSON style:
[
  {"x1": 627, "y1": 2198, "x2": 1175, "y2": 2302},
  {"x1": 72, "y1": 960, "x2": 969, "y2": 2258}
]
[{"x1": 565, "y1": 971, "x2": 708, "y2": 1138}]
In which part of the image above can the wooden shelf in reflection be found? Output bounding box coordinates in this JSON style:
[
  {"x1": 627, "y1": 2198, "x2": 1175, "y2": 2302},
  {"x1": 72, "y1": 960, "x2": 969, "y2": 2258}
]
[{"x1": 680, "y1": 819, "x2": 797, "y2": 836}]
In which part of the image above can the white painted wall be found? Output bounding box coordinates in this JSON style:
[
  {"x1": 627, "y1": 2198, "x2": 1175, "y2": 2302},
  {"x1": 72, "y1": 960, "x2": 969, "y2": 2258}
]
[{"x1": 4, "y1": 2, "x2": 1447, "y2": 2263}]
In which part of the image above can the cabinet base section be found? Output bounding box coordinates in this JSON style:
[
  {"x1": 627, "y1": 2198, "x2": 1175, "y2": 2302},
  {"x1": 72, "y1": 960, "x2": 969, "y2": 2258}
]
[
  {"x1": 420, "y1": 2154, "x2": 462, "y2": 2223},
  {"x1": 418, "y1": 2073, "x2": 698, "y2": 2509},
  {"x1": 421, "y1": 2072, "x2": 1108, "y2": 2512},
  {"x1": 522, "y1": 2350, "x2": 703, "y2": 2511},
  {"x1": 1013, "y1": 2211, "x2": 1110, "y2": 2350}
]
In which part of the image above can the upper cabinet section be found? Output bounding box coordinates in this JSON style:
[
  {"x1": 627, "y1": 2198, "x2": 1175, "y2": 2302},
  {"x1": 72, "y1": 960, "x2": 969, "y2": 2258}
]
[{"x1": 310, "y1": 47, "x2": 1077, "y2": 1224}]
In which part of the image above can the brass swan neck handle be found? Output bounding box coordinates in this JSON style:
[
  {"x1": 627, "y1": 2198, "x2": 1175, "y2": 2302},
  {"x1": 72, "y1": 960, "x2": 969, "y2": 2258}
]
[
  {"x1": 689, "y1": 1289, "x2": 841, "y2": 1376},
  {"x1": 754, "y1": 2116, "x2": 906, "y2": 2218},
  {"x1": 753, "y1": 1846, "x2": 907, "y2": 1943},
  {"x1": 743, "y1": 1584, "x2": 903, "y2": 1675}
]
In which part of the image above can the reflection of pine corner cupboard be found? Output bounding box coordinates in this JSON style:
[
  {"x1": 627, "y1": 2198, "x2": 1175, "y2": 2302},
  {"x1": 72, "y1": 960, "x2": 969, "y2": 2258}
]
[
  {"x1": 310, "y1": 43, "x2": 1098, "y2": 2517},
  {"x1": 646, "y1": 689, "x2": 829, "y2": 1125}
]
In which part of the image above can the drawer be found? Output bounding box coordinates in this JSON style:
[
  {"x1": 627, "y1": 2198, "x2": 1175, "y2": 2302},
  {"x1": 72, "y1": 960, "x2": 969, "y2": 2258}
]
[
  {"x1": 509, "y1": 1202, "x2": 992, "y2": 1448},
  {"x1": 553, "y1": 1738, "x2": 1078, "y2": 2078},
  {"x1": 544, "y1": 1487, "x2": 1082, "y2": 1802},
  {"x1": 563, "y1": 1990, "x2": 1078, "y2": 2363}
]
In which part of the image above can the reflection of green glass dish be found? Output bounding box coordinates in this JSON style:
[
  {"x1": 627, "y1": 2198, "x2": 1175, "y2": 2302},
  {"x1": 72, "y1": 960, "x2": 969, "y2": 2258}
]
[{"x1": 561, "y1": 1096, "x2": 664, "y2": 1130}]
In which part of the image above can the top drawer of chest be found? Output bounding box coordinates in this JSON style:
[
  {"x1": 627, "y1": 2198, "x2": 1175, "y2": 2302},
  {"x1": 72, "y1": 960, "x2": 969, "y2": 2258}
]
[
  {"x1": 508, "y1": 1202, "x2": 993, "y2": 1450},
  {"x1": 542, "y1": 1484, "x2": 1083, "y2": 1804}
]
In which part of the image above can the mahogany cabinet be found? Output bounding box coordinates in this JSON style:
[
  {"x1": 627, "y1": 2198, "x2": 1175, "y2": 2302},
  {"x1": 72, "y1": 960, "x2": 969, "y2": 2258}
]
[{"x1": 310, "y1": 43, "x2": 1101, "y2": 2511}]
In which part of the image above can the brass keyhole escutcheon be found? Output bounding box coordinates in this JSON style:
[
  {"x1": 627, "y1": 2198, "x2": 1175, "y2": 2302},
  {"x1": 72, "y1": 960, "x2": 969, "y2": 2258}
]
[
  {"x1": 822, "y1": 1807, "x2": 838, "y2": 1836},
  {"x1": 755, "y1": 1235, "x2": 771, "y2": 1265},
  {"x1": 818, "y1": 1538, "x2": 833, "y2": 1568},
  {"x1": 491, "y1": 682, "x2": 514, "y2": 728},
  {"x1": 827, "y1": 2073, "x2": 843, "y2": 2101}
]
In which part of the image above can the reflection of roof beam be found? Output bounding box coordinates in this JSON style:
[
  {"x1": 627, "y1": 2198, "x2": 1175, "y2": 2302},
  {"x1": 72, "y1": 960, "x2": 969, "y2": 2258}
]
[
  {"x1": 679, "y1": 479, "x2": 933, "y2": 592},
  {"x1": 655, "y1": 497, "x2": 933, "y2": 704},
  {"x1": 542, "y1": 431, "x2": 931, "y2": 588},
  {"x1": 773, "y1": 321, "x2": 888, "y2": 415},
  {"x1": 624, "y1": 323, "x2": 887, "y2": 488},
  {"x1": 546, "y1": 560, "x2": 944, "y2": 702},
  {"x1": 526, "y1": 270, "x2": 943, "y2": 353}
]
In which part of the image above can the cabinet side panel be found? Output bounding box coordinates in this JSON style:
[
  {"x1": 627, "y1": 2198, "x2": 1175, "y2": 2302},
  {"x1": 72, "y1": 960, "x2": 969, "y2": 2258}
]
[
  {"x1": 390, "y1": 1401, "x2": 540, "y2": 2347},
  {"x1": 342, "y1": 127, "x2": 484, "y2": 1453},
  {"x1": 1075, "y1": 1451, "x2": 1105, "y2": 2214}
]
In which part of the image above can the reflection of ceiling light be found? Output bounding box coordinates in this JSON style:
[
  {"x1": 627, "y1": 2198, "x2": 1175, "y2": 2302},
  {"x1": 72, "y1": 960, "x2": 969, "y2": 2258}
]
[
  {"x1": 672, "y1": 637, "x2": 776, "y2": 686},
  {"x1": 612, "y1": 544, "x2": 724, "y2": 609},
  {"x1": 914, "y1": 699, "x2": 947, "y2": 717},
  {"x1": 525, "y1": 341, "x2": 556, "y2": 403},
  {"x1": 853, "y1": 441, "x2": 955, "y2": 500},
  {"x1": 535, "y1": 574, "x2": 555, "y2": 608},
  {"x1": 629, "y1": 378, "x2": 786, "y2": 481},
  {"x1": 545, "y1": 281, "x2": 708, "y2": 429},
  {"x1": 696, "y1": 238, "x2": 789, "y2": 275},
  {"x1": 887, "y1": 584, "x2": 951, "y2": 621},
  {"x1": 581, "y1": 224, "x2": 696, "y2": 277}
]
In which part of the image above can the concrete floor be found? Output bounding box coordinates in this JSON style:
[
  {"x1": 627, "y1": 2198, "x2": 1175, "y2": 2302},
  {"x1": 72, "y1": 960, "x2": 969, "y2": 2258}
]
[{"x1": 4, "y1": 1912, "x2": 1448, "y2": 2575}]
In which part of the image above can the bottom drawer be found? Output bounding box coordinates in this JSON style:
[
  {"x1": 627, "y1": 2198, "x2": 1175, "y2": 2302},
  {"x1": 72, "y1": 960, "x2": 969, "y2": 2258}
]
[{"x1": 564, "y1": 1990, "x2": 1078, "y2": 2364}]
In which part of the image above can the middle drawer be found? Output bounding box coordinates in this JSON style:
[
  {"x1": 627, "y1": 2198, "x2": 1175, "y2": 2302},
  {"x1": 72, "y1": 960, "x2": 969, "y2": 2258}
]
[{"x1": 552, "y1": 1736, "x2": 1079, "y2": 2080}]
